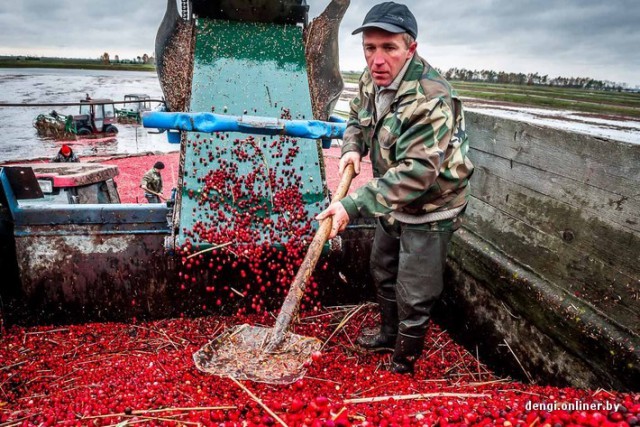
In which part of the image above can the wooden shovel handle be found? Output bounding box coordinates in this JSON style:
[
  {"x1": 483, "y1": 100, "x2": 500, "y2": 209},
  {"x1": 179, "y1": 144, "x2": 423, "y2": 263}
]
[{"x1": 266, "y1": 164, "x2": 355, "y2": 351}]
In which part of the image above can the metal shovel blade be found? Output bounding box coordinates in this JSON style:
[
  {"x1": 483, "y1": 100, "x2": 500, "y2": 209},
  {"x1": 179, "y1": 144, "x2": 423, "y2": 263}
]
[{"x1": 193, "y1": 324, "x2": 321, "y2": 385}]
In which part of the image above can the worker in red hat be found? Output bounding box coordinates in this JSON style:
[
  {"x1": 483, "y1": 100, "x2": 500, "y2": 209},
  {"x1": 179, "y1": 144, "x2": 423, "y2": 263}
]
[{"x1": 51, "y1": 144, "x2": 80, "y2": 163}]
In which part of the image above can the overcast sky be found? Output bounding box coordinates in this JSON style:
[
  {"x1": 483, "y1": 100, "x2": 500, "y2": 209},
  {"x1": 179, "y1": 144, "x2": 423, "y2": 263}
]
[{"x1": 1, "y1": 1, "x2": 638, "y2": 87}]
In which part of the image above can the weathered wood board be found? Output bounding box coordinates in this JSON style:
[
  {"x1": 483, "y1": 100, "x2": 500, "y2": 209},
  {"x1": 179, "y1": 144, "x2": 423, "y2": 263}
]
[{"x1": 443, "y1": 111, "x2": 639, "y2": 391}]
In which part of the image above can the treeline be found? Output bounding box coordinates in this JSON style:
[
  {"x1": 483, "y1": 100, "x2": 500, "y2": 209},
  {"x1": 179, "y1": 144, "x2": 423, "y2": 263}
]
[
  {"x1": 440, "y1": 68, "x2": 630, "y2": 91},
  {"x1": 100, "y1": 52, "x2": 155, "y2": 65}
]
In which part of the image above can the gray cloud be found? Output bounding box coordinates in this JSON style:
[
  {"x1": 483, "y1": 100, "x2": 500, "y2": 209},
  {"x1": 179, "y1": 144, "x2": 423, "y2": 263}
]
[
  {"x1": 313, "y1": 0, "x2": 640, "y2": 85},
  {"x1": 0, "y1": 1, "x2": 164, "y2": 58},
  {"x1": 1, "y1": 0, "x2": 638, "y2": 86}
]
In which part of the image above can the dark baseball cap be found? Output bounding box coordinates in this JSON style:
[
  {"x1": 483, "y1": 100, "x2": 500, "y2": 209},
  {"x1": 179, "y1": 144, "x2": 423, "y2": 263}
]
[{"x1": 352, "y1": 2, "x2": 418, "y2": 40}]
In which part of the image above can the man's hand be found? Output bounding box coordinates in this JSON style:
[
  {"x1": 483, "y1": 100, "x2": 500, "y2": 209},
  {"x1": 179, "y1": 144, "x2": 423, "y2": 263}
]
[
  {"x1": 339, "y1": 151, "x2": 361, "y2": 177},
  {"x1": 316, "y1": 202, "x2": 350, "y2": 239},
  {"x1": 143, "y1": 186, "x2": 167, "y2": 201}
]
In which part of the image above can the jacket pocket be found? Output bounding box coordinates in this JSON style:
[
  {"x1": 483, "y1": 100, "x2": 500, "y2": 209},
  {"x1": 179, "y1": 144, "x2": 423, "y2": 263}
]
[
  {"x1": 377, "y1": 126, "x2": 398, "y2": 150},
  {"x1": 358, "y1": 113, "x2": 373, "y2": 149}
]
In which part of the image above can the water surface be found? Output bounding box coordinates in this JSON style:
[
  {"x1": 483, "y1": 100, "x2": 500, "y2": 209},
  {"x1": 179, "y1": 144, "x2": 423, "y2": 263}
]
[{"x1": 0, "y1": 68, "x2": 178, "y2": 161}]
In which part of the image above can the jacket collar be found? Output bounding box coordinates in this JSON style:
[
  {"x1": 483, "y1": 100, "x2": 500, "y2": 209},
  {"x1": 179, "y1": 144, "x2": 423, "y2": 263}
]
[{"x1": 395, "y1": 54, "x2": 424, "y2": 100}]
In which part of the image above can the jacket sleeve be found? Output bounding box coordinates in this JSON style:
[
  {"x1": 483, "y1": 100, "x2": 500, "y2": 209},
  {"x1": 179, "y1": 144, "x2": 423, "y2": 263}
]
[
  {"x1": 140, "y1": 172, "x2": 151, "y2": 189},
  {"x1": 341, "y1": 98, "x2": 453, "y2": 219}
]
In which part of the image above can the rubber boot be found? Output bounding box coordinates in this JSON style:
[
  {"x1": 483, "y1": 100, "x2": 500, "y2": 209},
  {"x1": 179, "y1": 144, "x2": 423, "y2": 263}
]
[
  {"x1": 392, "y1": 226, "x2": 453, "y2": 374},
  {"x1": 390, "y1": 333, "x2": 425, "y2": 374},
  {"x1": 356, "y1": 295, "x2": 398, "y2": 350},
  {"x1": 357, "y1": 217, "x2": 401, "y2": 350}
]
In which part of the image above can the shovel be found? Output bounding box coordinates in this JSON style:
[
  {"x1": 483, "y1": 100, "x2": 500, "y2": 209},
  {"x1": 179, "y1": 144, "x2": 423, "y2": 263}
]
[{"x1": 194, "y1": 163, "x2": 356, "y2": 384}]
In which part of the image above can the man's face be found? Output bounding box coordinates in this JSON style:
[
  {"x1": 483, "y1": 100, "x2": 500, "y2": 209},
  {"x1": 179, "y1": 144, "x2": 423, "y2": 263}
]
[{"x1": 362, "y1": 28, "x2": 417, "y2": 87}]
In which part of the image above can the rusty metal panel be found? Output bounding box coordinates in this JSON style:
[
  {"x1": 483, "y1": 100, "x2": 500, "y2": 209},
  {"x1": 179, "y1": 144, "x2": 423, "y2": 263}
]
[
  {"x1": 12, "y1": 219, "x2": 376, "y2": 324},
  {"x1": 3, "y1": 167, "x2": 43, "y2": 200},
  {"x1": 14, "y1": 225, "x2": 181, "y2": 323}
]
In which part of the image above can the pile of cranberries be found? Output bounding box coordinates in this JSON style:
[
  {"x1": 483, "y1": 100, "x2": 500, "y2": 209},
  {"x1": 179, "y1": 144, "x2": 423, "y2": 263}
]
[
  {"x1": 1, "y1": 308, "x2": 638, "y2": 426},
  {"x1": 99, "y1": 152, "x2": 181, "y2": 203}
]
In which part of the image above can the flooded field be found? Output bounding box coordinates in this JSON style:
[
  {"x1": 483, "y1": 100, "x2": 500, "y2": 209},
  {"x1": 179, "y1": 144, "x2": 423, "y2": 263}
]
[
  {"x1": 0, "y1": 68, "x2": 176, "y2": 162},
  {"x1": 2, "y1": 68, "x2": 638, "y2": 165}
]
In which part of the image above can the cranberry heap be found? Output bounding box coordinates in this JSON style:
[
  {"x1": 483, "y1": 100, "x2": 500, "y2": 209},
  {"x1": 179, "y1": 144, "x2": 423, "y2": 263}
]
[
  {"x1": 100, "y1": 152, "x2": 180, "y2": 203},
  {"x1": 1, "y1": 307, "x2": 638, "y2": 426}
]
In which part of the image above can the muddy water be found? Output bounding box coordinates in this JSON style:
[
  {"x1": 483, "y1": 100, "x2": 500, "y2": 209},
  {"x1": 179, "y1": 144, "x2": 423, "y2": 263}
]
[{"x1": 0, "y1": 68, "x2": 178, "y2": 162}]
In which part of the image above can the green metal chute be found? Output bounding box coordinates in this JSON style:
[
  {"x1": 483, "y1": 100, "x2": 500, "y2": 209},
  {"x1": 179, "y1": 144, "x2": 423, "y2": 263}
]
[{"x1": 171, "y1": 18, "x2": 327, "y2": 250}]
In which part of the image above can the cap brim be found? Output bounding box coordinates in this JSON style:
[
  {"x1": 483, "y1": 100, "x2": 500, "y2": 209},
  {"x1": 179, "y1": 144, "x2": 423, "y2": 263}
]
[{"x1": 352, "y1": 22, "x2": 406, "y2": 36}]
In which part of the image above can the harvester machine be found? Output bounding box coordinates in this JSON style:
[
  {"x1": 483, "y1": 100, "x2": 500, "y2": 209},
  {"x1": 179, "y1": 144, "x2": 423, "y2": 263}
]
[
  {"x1": 33, "y1": 96, "x2": 119, "y2": 139},
  {"x1": 152, "y1": 0, "x2": 366, "y2": 261},
  {"x1": 150, "y1": 0, "x2": 372, "y2": 310},
  {"x1": 0, "y1": 0, "x2": 371, "y2": 324}
]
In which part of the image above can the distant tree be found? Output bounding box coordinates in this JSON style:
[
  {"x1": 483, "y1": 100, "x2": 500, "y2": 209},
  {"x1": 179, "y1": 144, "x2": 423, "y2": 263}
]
[
  {"x1": 101, "y1": 52, "x2": 110, "y2": 65},
  {"x1": 136, "y1": 56, "x2": 142, "y2": 63},
  {"x1": 444, "y1": 68, "x2": 453, "y2": 80},
  {"x1": 434, "y1": 66, "x2": 625, "y2": 91},
  {"x1": 527, "y1": 72, "x2": 540, "y2": 85},
  {"x1": 465, "y1": 69, "x2": 474, "y2": 81},
  {"x1": 142, "y1": 53, "x2": 149, "y2": 64}
]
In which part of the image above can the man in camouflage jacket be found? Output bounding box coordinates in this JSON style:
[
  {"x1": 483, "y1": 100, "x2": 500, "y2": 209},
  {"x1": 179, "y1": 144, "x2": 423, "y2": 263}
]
[
  {"x1": 140, "y1": 161, "x2": 166, "y2": 203},
  {"x1": 317, "y1": 1, "x2": 474, "y2": 374}
]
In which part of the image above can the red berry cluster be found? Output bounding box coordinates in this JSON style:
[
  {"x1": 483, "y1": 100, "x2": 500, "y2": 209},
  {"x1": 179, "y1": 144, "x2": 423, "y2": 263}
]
[{"x1": 176, "y1": 109, "x2": 325, "y2": 317}]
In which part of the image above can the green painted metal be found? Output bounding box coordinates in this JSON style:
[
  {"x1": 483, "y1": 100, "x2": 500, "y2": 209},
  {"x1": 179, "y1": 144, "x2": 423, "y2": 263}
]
[{"x1": 175, "y1": 19, "x2": 327, "y2": 249}]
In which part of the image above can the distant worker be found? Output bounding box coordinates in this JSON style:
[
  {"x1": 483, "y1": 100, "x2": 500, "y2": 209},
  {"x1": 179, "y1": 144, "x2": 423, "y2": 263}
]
[
  {"x1": 141, "y1": 161, "x2": 166, "y2": 203},
  {"x1": 51, "y1": 144, "x2": 79, "y2": 163}
]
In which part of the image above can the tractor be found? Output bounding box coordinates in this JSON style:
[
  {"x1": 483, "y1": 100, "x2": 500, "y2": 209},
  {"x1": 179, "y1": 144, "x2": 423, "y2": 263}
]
[
  {"x1": 75, "y1": 96, "x2": 119, "y2": 135},
  {"x1": 34, "y1": 95, "x2": 119, "y2": 139},
  {"x1": 115, "y1": 94, "x2": 153, "y2": 124}
]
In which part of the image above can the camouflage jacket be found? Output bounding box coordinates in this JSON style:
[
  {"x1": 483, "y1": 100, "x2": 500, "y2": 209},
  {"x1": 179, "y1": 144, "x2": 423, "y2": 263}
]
[
  {"x1": 141, "y1": 168, "x2": 163, "y2": 193},
  {"x1": 340, "y1": 54, "x2": 474, "y2": 224}
]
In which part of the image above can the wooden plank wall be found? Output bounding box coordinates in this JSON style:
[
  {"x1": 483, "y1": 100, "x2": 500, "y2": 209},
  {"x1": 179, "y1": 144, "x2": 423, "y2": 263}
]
[
  {"x1": 444, "y1": 111, "x2": 640, "y2": 390},
  {"x1": 465, "y1": 112, "x2": 639, "y2": 331}
]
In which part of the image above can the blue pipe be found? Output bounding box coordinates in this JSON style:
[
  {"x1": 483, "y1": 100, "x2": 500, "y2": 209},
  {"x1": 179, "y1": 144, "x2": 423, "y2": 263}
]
[{"x1": 142, "y1": 112, "x2": 346, "y2": 142}]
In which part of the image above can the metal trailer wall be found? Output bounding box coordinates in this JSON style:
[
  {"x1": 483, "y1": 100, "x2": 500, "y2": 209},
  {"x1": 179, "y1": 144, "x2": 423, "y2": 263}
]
[
  {"x1": 0, "y1": 164, "x2": 375, "y2": 324},
  {"x1": 438, "y1": 111, "x2": 640, "y2": 391},
  {"x1": 7, "y1": 217, "x2": 374, "y2": 324}
]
